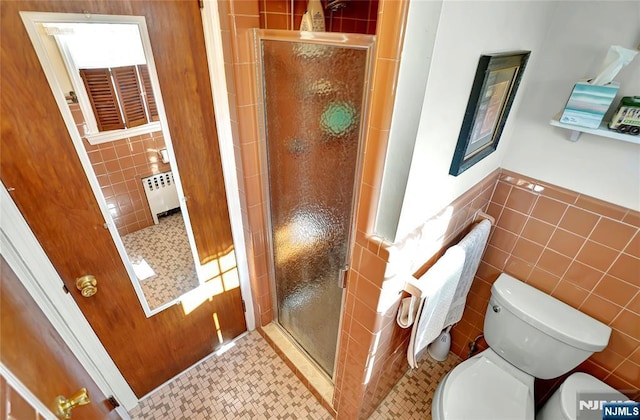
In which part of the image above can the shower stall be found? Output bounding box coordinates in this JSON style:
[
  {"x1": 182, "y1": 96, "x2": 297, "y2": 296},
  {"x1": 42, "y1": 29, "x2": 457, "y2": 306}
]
[{"x1": 256, "y1": 30, "x2": 374, "y2": 378}]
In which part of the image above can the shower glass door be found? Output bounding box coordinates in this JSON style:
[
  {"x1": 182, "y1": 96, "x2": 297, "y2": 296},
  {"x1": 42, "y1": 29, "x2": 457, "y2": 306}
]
[{"x1": 257, "y1": 30, "x2": 374, "y2": 377}]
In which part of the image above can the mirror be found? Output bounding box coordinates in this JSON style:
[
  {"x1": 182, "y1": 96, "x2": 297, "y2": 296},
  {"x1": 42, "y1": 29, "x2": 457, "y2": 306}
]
[{"x1": 21, "y1": 12, "x2": 207, "y2": 315}]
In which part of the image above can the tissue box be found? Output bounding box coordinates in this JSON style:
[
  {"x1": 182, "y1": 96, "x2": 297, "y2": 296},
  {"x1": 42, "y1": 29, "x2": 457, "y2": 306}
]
[{"x1": 560, "y1": 81, "x2": 619, "y2": 129}]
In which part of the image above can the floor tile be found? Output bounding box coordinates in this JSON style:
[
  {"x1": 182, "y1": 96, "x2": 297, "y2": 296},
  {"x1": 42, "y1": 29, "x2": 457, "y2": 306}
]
[{"x1": 129, "y1": 330, "x2": 461, "y2": 419}]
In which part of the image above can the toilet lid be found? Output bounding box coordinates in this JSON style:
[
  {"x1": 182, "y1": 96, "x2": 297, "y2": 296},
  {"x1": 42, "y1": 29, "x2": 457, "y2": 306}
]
[
  {"x1": 440, "y1": 356, "x2": 534, "y2": 420},
  {"x1": 559, "y1": 373, "x2": 629, "y2": 420}
]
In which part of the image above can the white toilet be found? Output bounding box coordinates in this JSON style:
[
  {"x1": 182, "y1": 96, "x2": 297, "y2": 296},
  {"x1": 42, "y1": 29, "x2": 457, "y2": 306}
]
[
  {"x1": 537, "y1": 372, "x2": 630, "y2": 420},
  {"x1": 432, "y1": 273, "x2": 612, "y2": 420}
]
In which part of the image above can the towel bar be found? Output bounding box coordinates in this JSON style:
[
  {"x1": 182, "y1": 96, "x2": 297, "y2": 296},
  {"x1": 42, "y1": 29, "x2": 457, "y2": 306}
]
[
  {"x1": 474, "y1": 210, "x2": 495, "y2": 225},
  {"x1": 402, "y1": 275, "x2": 424, "y2": 298}
]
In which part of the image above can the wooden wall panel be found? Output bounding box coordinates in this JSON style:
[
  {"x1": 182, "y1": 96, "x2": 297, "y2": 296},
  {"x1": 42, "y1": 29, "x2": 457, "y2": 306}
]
[
  {"x1": 1, "y1": 257, "x2": 121, "y2": 419},
  {"x1": 0, "y1": 0, "x2": 245, "y2": 397},
  {"x1": 131, "y1": 0, "x2": 235, "y2": 263}
]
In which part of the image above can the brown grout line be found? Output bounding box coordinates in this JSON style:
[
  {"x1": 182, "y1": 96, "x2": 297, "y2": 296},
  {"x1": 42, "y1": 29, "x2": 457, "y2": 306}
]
[
  {"x1": 609, "y1": 330, "x2": 640, "y2": 369},
  {"x1": 607, "y1": 306, "x2": 636, "y2": 340},
  {"x1": 230, "y1": 13, "x2": 260, "y2": 18},
  {"x1": 601, "y1": 355, "x2": 634, "y2": 388},
  {"x1": 543, "y1": 204, "x2": 581, "y2": 295},
  {"x1": 579, "y1": 235, "x2": 636, "y2": 303},
  {"x1": 626, "y1": 290, "x2": 640, "y2": 316}
]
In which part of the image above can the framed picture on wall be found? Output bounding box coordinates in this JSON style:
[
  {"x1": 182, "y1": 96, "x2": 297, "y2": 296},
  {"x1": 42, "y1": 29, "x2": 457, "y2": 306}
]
[{"x1": 449, "y1": 50, "x2": 530, "y2": 176}]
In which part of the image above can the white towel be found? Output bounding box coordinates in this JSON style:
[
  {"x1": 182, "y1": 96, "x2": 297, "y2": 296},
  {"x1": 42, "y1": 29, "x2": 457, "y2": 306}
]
[
  {"x1": 396, "y1": 296, "x2": 419, "y2": 328},
  {"x1": 407, "y1": 246, "x2": 465, "y2": 368},
  {"x1": 443, "y1": 219, "x2": 491, "y2": 328}
]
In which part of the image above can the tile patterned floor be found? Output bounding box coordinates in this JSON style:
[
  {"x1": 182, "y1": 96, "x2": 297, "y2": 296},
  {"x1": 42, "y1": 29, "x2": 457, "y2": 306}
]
[
  {"x1": 129, "y1": 330, "x2": 461, "y2": 419},
  {"x1": 122, "y1": 212, "x2": 199, "y2": 310},
  {"x1": 370, "y1": 353, "x2": 461, "y2": 419},
  {"x1": 130, "y1": 331, "x2": 331, "y2": 419}
]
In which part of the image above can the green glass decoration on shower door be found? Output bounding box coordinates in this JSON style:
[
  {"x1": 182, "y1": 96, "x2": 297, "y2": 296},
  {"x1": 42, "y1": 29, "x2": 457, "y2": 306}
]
[{"x1": 259, "y1": 32, "x2": 372, "y2": 377}]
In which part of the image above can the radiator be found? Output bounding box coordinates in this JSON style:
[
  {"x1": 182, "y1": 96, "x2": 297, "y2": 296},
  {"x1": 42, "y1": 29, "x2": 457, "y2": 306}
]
[{"x1": 142, "y1": 171, "x2": 180, "y2": 224}]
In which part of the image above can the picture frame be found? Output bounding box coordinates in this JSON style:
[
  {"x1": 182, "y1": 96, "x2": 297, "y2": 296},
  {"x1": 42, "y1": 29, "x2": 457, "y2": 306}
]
[{"x1": 449, "y1": 50, "x2": 530, "y2": 176}]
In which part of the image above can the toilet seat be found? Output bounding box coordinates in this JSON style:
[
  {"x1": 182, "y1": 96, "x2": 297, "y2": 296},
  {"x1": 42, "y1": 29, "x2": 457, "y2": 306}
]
[
  {"x1": 433, "y1": 350, "x2": 535, "y2": 420},
  {"x1": 553, "y1": 372, "x2": 628, "y2": 420}
]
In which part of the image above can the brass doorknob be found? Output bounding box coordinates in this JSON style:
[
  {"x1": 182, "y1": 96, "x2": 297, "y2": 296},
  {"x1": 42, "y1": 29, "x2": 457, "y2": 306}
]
[
  {"x1": 55, "y1": 387, "x2": 90, "y2": 419},
  {"x1": 76, "y1": 275, "x2": 97, "y2": 297}
]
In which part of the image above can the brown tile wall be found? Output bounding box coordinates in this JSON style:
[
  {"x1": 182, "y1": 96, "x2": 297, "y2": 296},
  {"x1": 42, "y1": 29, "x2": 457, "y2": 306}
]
[
  {"x1": 220, "y1": 0, "x2": 408, "y2": 417},
  {"x1": 334, "y1": 170, "x2": 499, "y2": 419},
  {"x1": 451, "y1": 169, "x2": 640, "y2": 402},
  {"x1": 221, "y1": 0, "x2": 386, "y2": 334},
  {"x1": 217, "y1": 0, "x2": 269, "y2": 328},
  {"x1": 332, "y1": 0, "x2": 411, "y2": 417},
  {"x1": 69, "y1": 104, "x2": 170, "y2": 236},
  {"x1": 258, "y1": 0, "x2": 377, "y2": 34},
  {"x1": 219, "y1": 1, "x2": 640, "y2": 414}
]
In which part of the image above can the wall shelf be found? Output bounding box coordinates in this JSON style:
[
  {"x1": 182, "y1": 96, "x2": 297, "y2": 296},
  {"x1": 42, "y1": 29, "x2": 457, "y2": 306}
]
[{"x1": 550, "y1": 113, "x2": 640, "y2": 144}]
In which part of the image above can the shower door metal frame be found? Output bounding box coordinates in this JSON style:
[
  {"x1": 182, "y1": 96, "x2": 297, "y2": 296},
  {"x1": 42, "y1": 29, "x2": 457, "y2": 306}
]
[{"x1": 254, "y1": 29, "x2": 375, "y2": 381}]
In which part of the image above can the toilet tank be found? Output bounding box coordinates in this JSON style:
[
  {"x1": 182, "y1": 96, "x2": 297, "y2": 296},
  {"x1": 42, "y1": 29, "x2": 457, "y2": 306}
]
[{"x1": 484, "y1": 274, "x2": 611, "y2": 380}]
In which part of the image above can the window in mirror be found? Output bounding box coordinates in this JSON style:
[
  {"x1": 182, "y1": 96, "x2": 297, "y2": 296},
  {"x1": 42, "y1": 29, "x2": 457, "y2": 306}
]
[
  {"x1": 44, "y1": 23, "x2": 160, "y2": 144},
  {"x1": 80, "y1": 64, "x2": 159, "y2": 131},
  {"x1": 21, "y1": 12, "x2": 211, "y2": 316}
]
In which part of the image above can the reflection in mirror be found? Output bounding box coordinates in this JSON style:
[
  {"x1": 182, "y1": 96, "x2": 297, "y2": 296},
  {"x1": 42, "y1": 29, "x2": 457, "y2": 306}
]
[{"x1": 21, "y1": 12, "x2": 211, "y2": 315}]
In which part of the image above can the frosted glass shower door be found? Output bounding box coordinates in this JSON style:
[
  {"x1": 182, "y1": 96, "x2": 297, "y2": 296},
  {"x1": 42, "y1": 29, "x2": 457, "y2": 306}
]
[{"x1": 258, "y1": 31, "x2": 373, "y2": 377}]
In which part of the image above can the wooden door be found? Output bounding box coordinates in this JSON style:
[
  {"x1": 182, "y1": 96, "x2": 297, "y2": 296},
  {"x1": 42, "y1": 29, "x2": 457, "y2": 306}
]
[
  {"x1": 0, "y1": 0, "x2": 247, "y2": 397},
  {"x1": 1, "y1": 256, "x2": 121, "y2": 419}
]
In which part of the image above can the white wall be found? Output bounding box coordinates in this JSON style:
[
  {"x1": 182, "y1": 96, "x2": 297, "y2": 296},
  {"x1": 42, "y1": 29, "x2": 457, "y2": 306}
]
[
  {"x1": 375, "y1": 0, "x2": 442, "y2": 240},
  {"x1": 393, "y1": 0, "x2": 556, "y2": 241},
  {"x1": 502, "y1": 2, "x2": 640, "y2": 211}
]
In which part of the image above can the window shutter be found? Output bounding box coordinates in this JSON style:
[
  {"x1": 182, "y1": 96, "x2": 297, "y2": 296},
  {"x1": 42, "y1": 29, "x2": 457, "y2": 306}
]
[
  {"x1": 111, "y1": 66, "x2": 148, "y2": 128},
  {"x1": 79, "y1": 68, "x2": 125, "y2": 131},
  {"x1": 137, "y1": 65, "x2": 160, "y2": 122}
]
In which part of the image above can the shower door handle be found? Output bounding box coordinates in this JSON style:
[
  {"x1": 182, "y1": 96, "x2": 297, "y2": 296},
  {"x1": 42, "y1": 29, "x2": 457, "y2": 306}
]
[{"x1": 338, "y1": 265, "x2": 349, "y2": 289}]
